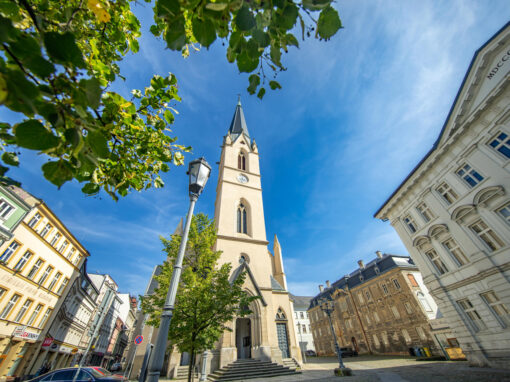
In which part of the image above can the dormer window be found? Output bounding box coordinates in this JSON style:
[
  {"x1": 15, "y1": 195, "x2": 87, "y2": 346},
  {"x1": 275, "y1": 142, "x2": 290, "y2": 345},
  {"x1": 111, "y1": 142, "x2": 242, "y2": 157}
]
[
  {"x1": 237, "y1": 203, "x2": 247, "y2": 234},
  {"x1": 238, "y1": 152, "x2": 246, "y2": 171}
]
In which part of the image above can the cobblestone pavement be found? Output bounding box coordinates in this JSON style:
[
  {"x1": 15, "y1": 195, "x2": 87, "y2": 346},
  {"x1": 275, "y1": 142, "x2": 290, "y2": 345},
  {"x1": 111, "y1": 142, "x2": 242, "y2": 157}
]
[{"x1": 227, "y1": 356, "x2": 510, "y2": 382}]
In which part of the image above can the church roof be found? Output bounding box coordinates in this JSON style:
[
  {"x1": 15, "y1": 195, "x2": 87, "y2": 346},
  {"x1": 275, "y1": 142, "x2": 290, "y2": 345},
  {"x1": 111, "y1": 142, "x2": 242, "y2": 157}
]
[
  {"x1": 270, "y1": 275, "x2": 285, "y2": 291},
  {"x1": 228, "y1": 98, "x2": 250, "y2": 142}
]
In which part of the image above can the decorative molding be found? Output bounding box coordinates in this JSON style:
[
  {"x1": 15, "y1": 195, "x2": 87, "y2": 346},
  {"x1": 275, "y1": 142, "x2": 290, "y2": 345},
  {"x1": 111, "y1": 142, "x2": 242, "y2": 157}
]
[
  {"x1": 221, "y1": 179, "x2": 262, "y2": 191},
  {"x1": 217, "y1": 235, "x2": 269, "y2": 246}
]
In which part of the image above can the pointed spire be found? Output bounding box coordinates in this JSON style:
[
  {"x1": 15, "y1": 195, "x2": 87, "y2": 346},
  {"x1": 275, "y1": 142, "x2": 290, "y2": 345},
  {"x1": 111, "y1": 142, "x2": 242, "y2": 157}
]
[
  {"x1": 173, "y1": 218, "x2": 183, "y2": 236},
  {"x1": 273, "y1": 234, "x2": 287, "y2": 290},
  {"x1": 228, "y1": 96, "x2": 250, "y2": 143}
]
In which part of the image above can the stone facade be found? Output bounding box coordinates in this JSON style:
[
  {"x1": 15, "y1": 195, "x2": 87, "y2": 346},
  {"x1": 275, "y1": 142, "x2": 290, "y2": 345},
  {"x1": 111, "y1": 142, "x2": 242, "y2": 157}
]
[
  {"x1": 290, "y1": 295, "x2": 315, "y2": 356},
  {"x1": 375, "y1": 22, "x2": 510, "y2": 368},
  {"x1": 308, "y1": 253, "x2": 455, "y2": 357}
]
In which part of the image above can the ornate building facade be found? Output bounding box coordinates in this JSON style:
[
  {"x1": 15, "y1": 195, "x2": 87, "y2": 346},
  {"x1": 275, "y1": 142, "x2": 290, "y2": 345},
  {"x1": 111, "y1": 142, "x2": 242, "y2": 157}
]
[{"x1": 375, "y1": 22, "x2": 510, "y2": 367}]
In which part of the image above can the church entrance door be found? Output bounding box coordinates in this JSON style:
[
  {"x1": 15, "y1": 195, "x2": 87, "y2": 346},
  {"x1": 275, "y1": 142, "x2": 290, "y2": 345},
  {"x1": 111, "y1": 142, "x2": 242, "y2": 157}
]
[
  {"x1": 276, "y1": 323, "x2": 290, "y2": 358},
  {"x1": 236, "y1": 318, "x2": 251, "y2": 359}
]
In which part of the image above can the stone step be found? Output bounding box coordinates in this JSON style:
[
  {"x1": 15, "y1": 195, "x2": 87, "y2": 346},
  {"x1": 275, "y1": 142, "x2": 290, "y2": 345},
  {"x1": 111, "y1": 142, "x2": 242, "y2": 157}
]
[
  {"x1": 210, "y1": 369, "x2": 301, "y2": 381},
  {"x1": 208, "y1": 358, "x2": 301, "y2": 382},
  {"x1": 214, "y1": 365, "x2": 288, "y2": 376}
]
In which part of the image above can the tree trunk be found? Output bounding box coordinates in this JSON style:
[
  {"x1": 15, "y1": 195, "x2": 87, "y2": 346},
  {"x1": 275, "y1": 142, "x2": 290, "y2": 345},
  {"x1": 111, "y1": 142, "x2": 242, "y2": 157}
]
[{"x1": 187, "y1": 347, "x2": 195, "y2": 382}]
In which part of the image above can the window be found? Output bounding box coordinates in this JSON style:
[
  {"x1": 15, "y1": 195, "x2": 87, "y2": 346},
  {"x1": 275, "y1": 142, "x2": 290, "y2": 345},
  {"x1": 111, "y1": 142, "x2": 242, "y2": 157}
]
[
  {"x1": 13, "y1": 250, "x2": 32, "y2": 272},
  {"x1": 48, "y1": 272, "x2": 62, "y2": 291},
  {"x1": 456, "y1": 163, "x2": 484, "y2": 188},
  {"x1": 302, "y1": 324, "x2": 307, "y2": 333},
  {"x1": 300, "y1": 312, "x2": 304, "y2": 319},
  {"x1": 403, "y1": 214, "x2": 418, "y2": 233},
  {"x1": 27, "y1": 259, "x2": 43, "y2": 280},
  {"x1": 416, "y1": 326, "x2": 427, "y2": 340},
  {"x1": 497, "y1": 203, "x2": 510, "y2": 225},
  {"x1": 374, "y1": 267, "x2": 380, "y2": 275},
  {"x1": 238, "y1": 152, "x2": 246, "y2": 170},
  {"x1": 236, "y1": 203, "x2": 248, "y2": 234},
  {"x1": 480, "y1": 291, "x2": 510, "y2": 328},
  {"x1": 14, "y1": 299, "x2": 32, "y2": 322},
  {"x1": 39, "y1": 308, "x2": 52, "y2": 328},
  {"x1": 402, "y1": 328, "x2": 412, "y2": 343},
  {"x1": 365, "y1": 290, "x2": 371, "y2": 300},
  {"x1": 417, "y1": 202, "x2": 435, "y2": 222},
  {"x1": 425, "y1": 249, "x2": 449, "y2": 275},
  {"x1": 469, "y1": 220, "x2": 504, "y2": 252},
  {"x1": 381, "y1": 283, "x2": 389, "y2": 295},
  {"x1": 417, "y1": 292, "x2": 433, "y2": 312},
  {"x1": 0, "y1": 287, "x2": 5, "y2": 300},
  {"x1": 0, "y1": 241, "x2": 19, "y2": 263},
  {"x1": 488, "y1": 131, "x2": 510, "y2": 159},
  {"x1": 458, "y1": 298, "x2": 486, "y2": 332},
  {"x1": 27, "y1": 303, "x2": 43, "y2": 326},
  {"x1": 74, "y1": 254, "x2": 82, "y2": 266},
  {"x1": 40, "y1": 223, "x2": 52, "y2": 238},
  {"x1": 381, "y1": 331, "x2": 389, "y2": 345},
  {"x1": 436, "y1": 182, "x2": 458, "y2": 205},
  {"x1": 392, "y1": 279, "x2": 401, "y2": 290},
  {"x1": 391, "y1": 306, "x2": 400, "y2": 319},
  {"x1": 0, "y1": 294, "x2": 20, "y2": 319},
  {"x1": 38, "y1": 266, "x2": 53, "y2": 286},
  {"x1": 373, "y1": 311, "x2": 380, "y2": 323},
  {"x1": 67, "y1": 247, "x2": 75, "y2": 260},
  {"x1": 50, "y1": 232, "x2": 61, "y2": 247},
  {"x1": 407, "y1": 274, "x2": 419, "y2": 287},
  {"x1": 365, "y1": 314, "x2": 371, "y2": 325},
  {"x1": 27, "y1": 213, "x2": 41, "y2": 228},
  {"x1": 442, "y1": 238, "x2": 469, "y2": 266},
  {"x1": 404, "y1": 302, "x2": 413, "y2": 314},
  {"x1": 357, "y1": 292, "x2": 364, "y2": 304},
  {"x1": 372, "y1": 334, "x2": 380, "y2": 348},
  {"x1": 295, "y1": 312, "x2": 298, "y2": 319},
  {"x1": 0, "y1": 199, "x2": 14, "y2": 220},
  {"x1": 58, "y1": 240, "x2": 68, "y2": 254}
]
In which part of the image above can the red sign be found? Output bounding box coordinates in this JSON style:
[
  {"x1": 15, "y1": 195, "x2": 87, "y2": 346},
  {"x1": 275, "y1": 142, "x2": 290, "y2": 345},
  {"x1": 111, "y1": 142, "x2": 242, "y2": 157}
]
[
  {"x1": 42, "y1": 337, "x2": 54, "y2": 347},
  {"x1": 134, "y1": 335, "x2": 143, "y2": 345}
]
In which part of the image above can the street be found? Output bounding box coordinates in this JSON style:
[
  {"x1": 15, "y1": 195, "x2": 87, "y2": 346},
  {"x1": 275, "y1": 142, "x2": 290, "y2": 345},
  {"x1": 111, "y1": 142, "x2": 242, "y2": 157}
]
[{"x1": 229, "y1": 356, "x2": 510, "y2": 382}]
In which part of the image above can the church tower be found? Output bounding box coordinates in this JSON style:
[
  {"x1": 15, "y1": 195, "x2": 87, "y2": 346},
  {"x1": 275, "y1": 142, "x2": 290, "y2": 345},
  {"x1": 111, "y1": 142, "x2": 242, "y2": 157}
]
[{"x1": 211, "y1": 99, "x2": 301, "y2": 369}]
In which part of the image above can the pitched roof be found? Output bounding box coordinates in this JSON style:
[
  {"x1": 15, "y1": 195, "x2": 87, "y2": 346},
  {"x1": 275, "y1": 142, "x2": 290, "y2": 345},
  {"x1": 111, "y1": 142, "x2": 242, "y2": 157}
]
[
  {"x1": 228, "y1": 98, "x2": 250, "y2": 142},
  {"x1": 270, "y1": 275, "x2": 285, "y2": 291},
  {"x1": 290, "y1": 294, "x2": 313, "y2": 310}
]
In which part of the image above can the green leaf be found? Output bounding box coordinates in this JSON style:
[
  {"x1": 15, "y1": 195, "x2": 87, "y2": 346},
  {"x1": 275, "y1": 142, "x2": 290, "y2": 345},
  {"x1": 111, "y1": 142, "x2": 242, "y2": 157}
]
[
  {"x1": 247, "y1": 74, "x2": 260, "y2": 94},
  {"x1": 86, "y1": 130, "x2": 109, "y2": 159},
  {"x1": 0, "y1": 73, "x2": 6, "y2": 104},
  {"x1": 164, "y1": 109, "x2": 174, "y2": 124},
  {"x1": 81, "y1": 77, "x2": 102, "y2": 109},
  {"x1": 82, "y1": 183, "x2": 100, "y2": 195},
  {"x1": 42, "y1": 160, "x2": 74, "y2": 187},
  {"x1": 0, "y1": 15, "x2": 17, "y2": 43},
  {"x1": 317, "y1": 6, "x2": 342, "y2": 40},
  {"x1": 252, "y1": 30, "x2": 270, "y2": 48},
  {"x1": 302, "y1": 0, "x2": 332, "y2": 11},
  {"x1": 269, "y1": 80, "x2": 281, "y2": 90},
  {"x1": 14, "y1": 120, "x2": 59, "y2": 150},
  {"x1": 43, "y1": 32, "x2": 85, "y2": 68},
  {"x1": 156, "y1": 0, "x2": 180, "y2": 17},
  {"x1": 1, "y1": 152, "x2": 18, "y2": 166},
  {"x1": 205, "y1": 2, "x2": 228, "y2": 11},
  {"x1": 3, "y1": 69, "x2": 39, "y2": 115},
  {"x1": 235, "y1": 6, "x2": 256, "y2": 31},
  {"x1": 229, "y1": 31, "x2": 242, "y2": 49},
  {"x1": 246, "y1": 38, "x2": 260, "y2": 59},
  {"x1": 285, "y1": 34, "x2": 299, "y2": 47},
  {"x1": 257, "y1": 87, "x2": 265, "y2": 99},
  {"x1": 192, "y1": 18, "x2": 217, "y2": 47},
  {"x1": 236, "y1": 51, "x2": 259, "y2": 73},
  {"x1": 165, "y1": 17, "x2": 186, "y2": 50},
  {"x1": 270, "y1": 44, "x2": 282, "y2": 67},
  {"x1": 24, "y1": 55, "x2": 54, "y2": 79},
  {"x1": 277, "y1": 4, "x2": 299, "y2": 30}
]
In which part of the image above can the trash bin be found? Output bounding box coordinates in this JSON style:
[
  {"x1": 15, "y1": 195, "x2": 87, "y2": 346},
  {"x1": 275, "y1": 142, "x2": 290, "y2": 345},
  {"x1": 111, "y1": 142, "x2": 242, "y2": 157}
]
[
  {"x1": 409, "y1": 348, "x2": 415, "y2": 356},
  {"x1": 414, "y1": 347, "x2": 422, "y2": 357},
  {"x1": 423, "y1": 347, "x2": 431, "y2": 357}
]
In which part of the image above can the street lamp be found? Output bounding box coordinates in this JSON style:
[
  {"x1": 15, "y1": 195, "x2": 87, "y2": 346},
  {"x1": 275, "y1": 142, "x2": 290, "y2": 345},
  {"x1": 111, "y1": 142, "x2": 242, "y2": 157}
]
[
  {"x1": 318, "y1": 296, "x2": 345, "y2": 370},
  {"x1": 146, "y1": 157, "x2": 211, "y2": 382}
]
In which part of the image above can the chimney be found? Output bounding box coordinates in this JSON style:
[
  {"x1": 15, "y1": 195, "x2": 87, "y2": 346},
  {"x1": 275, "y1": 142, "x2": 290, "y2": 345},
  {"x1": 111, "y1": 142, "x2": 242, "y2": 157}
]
[
  {"x1": 376, "y1": 251, "x2": 383, "y2": 259},
  {"x1": 319, "y1": 284, "x2": 324, "y2": 293},
  {"x1": 326, "y1": 280, "x2": 331, "y2": 288},
  {"x1": 358, "y1": 260, "x2": 365, "y2": 269}
]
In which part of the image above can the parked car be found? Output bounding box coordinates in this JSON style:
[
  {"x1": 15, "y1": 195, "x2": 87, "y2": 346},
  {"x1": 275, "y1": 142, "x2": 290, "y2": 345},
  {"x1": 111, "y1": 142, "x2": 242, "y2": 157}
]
[
  {"x1": 109, "y1": 363, "x2": 123, "y2": 372},
  {"x1": 304, "y1": 350, "x2": 317, "y2": 357},
  {"x1": 29, "y1": 367, "x2": 127, "y2": 382},
  {"x1": 339, "y1": 347, "x2": 358, "y2": 357}
]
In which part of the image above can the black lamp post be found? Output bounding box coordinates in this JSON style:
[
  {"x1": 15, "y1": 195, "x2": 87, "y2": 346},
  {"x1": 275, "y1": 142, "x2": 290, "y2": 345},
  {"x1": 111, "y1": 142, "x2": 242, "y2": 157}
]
[
  {"x1": 318, "y1": 296, "x2": 345, "y2": 369},
  {"x1": 146, "y1": 158, "x2": 211, "y2": 382}
]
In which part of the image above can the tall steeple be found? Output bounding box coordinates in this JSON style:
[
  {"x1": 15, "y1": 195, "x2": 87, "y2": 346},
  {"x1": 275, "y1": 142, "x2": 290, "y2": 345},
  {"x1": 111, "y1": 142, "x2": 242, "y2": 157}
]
[{"x1": 228, "y1": 97, "x2": 250, "y2": 142}]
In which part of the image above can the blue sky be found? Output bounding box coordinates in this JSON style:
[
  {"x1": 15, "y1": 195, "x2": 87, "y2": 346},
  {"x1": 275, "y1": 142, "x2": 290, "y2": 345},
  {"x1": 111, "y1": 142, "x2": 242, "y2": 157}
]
[{"x1": 1, "y1": 1, "x2": 509, "y2": 297}]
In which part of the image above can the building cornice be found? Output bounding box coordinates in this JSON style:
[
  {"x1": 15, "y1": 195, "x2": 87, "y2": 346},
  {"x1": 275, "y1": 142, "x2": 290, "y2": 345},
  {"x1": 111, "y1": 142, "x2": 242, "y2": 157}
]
[
  {"x1": 221, "y1": 179, "x2": 262, "y2": 192},
  {"x1": 216, "y1": 235, "x2": 269, "y2": 246},
  {"x1": 223, "y1": 165, "x2": 261, "y2": 178}
]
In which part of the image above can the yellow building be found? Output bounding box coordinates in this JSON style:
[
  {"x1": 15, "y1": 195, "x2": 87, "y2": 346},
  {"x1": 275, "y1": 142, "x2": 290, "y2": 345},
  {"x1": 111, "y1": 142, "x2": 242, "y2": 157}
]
[{"x1": 0, "y1": 187, "x2": 89, "y2": 379}]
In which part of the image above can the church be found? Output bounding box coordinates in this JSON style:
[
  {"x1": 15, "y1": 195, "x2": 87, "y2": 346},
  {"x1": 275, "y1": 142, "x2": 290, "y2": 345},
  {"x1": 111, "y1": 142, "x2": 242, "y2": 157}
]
[{"x1": 154, "y1": 100, "x2": 302, "y2": 378}]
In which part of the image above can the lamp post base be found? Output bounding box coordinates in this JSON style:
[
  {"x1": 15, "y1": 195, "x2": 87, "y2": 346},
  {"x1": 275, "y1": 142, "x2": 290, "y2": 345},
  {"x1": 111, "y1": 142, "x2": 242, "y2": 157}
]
[{"x1": 334, "y1": 367, "x2": 352, "y2": 377}]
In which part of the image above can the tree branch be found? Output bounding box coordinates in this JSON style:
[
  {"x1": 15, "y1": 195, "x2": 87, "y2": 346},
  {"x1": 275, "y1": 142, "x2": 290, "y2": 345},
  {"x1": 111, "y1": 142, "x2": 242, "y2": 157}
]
[
  {"x1": 17, "y1": 0, "x2": 41, "y2": 32},
  {"x1": 2, "y1": 43, "x2": 39, "y2": 84}
]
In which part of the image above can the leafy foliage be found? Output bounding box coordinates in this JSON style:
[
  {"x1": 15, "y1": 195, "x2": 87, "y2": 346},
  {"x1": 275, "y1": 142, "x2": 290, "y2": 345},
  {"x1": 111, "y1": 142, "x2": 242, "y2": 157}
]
[
  {"x1": 0, "y1": 0, "x2": 341, "y2": 199},
  {"x1": 140, "y1": 213, "x2": 257, "y2": 380}
]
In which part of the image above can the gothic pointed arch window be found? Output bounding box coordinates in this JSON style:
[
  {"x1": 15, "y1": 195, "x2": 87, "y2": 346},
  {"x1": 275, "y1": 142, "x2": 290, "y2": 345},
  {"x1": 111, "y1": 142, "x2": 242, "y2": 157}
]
[
  {"x1": 237, "y1": 203, "x2": 248, "y2": 234},
  {"x1": 275, "y1": 308, "x2": 287, "y2": 321},
  {"x1": 238, "y1": 151, "x2": 246, "y2": 171}
]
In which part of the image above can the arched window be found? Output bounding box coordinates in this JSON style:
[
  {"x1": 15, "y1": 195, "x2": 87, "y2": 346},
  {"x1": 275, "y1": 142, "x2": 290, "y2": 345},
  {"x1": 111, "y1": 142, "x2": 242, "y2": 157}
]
[
  {"x1": 238, "y1": 152, "x2": 246, "y2": 171},
  {"x1": 276, "y1": 308, "x2": 286, "y2": 320},
  {"x1": 237, "y1": 203, "x2": 247, "y2": 234}
]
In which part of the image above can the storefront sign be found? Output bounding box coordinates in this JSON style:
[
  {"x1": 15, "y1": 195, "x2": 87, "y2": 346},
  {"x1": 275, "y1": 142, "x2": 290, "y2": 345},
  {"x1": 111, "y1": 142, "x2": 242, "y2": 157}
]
[
  {"x1": 12, "y1": 326, "x2": 40, "y2": 341},
  {"x1": 42, "y1": 337, "x2": 54, "y2": 347}
]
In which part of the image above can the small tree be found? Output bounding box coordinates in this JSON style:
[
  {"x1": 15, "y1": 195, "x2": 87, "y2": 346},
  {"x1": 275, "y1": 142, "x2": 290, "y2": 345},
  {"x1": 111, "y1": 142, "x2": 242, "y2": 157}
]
[{"x1": 140, "y1": 213, "x2": 257, "y2": 382}]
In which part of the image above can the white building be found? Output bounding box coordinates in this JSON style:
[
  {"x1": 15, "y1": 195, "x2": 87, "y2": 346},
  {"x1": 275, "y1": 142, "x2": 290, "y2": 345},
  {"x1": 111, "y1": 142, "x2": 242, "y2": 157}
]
[
  {"x1": 375, "y1": 22, "x2": 510, "y2": 368},
  {"x1": 290, "y1": 295, "x2": 315, "y2": 356}
]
